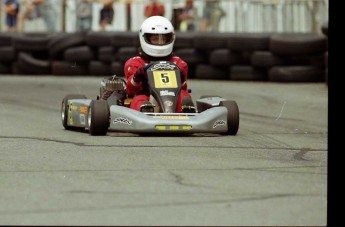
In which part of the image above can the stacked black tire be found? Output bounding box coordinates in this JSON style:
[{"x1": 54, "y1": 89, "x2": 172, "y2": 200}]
[
  {"x1": 0, "y1": 28, "x2": 328, "y2": 83},
  {"x1": 178, "y1": 31, "x2": 327, "y2": 82}
]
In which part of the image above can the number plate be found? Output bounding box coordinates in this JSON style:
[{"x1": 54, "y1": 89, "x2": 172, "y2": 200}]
[{"x1": 153, "y1": 71, "x2": 177, "y2": 88}]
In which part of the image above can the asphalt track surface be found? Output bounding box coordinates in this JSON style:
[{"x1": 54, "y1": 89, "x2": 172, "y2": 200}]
[{"x1": 0, "y1": 76, "x2": 327, "y2": 226}]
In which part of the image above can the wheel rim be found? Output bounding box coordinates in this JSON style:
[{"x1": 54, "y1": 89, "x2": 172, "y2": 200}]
[
  {"x1": 87, "y1": 106, "x2": 92, "y2": 129},
  {"x1": 61, "y1": 102, "x2": 65, "y2": 123}
]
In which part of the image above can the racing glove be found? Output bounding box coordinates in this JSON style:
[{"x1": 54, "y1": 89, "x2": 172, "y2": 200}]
[{"x1": 133, "y1": 66, "x2": 146, "y2": 83}]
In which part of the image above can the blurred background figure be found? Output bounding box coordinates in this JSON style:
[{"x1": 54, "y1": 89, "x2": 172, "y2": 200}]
[
  {"x1": 178, "y1": 0, "x2": 196, "y2": 32},
  {"x1": 0, "y1": 0, "x2": 328, "y2": 34},
  {"x1": 18, "y1": 0, "x2": 57, "y2": 32},
  {"x1": 99, "y1": 0, "x2": 114, "y2": 31},
  {"x1": 33, "y1": 0, "x2": 57, "y2": 32},
  {"x1": 75, "y1": 0, "x2": 93, "y2": 32},
  {"x1": 144, "y1": 0, "x2": 165, "y2": 18},
  {"x1": 199, "y1": 0, "x2": 226, "y2": 32},
  {"x1": 2, "y1": 0, "x2": 20, "y2": 32},
  {"x1": 16, "y1": 0, "x2": 37, "y2": 32}
]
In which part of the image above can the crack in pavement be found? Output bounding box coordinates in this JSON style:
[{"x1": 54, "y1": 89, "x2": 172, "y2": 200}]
[
  {"x1": 0, "y1": 193, "x2": 321, "y2": 215},
  {"x1": 0, "y1": 136, "x2": 327, "y2": 152}
]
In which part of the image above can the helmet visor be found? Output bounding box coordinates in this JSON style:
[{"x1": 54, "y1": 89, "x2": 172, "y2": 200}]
[{"x1": 143, "y1": 33, "x2": 174, "y2": 46}]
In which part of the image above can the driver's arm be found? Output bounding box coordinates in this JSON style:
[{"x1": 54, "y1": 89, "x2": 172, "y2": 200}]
[
  {"x1": 124, "y1": 57, "x2": 146, "y2": 96},
  {"x1": 172, "y1": 56, "x2": 189, "y2": 90}
]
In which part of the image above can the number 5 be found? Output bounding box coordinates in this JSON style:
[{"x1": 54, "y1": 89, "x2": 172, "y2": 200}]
[{"x1": 161, "y1": 73, "x2": 169, "y2": 83}]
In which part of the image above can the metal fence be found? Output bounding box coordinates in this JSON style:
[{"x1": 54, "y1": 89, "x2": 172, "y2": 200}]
[
  {"x1": 219, "y1": 0, "x2": 328, "y2": 33},
  {"x1": 0, "y1": 0, "x2": 328, "y2": 33}
]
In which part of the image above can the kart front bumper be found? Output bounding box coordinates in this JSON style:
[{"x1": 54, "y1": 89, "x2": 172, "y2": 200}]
[{"x1": 109, "y1": 105, "x2": 229, "y2": 134}]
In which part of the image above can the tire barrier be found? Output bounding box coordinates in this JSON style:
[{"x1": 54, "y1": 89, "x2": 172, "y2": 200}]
[{"x1": 0, "y1": 26, "x2": 328, "y2": 83}]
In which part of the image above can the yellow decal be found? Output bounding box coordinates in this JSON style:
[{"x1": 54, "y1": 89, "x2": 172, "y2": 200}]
[
  {"x1": 70, "y1": 105, "x2": 78, "y2": 110},
  {"x1": 155, "y1": 125, "x2": 166, "y2": 130},
  {"x1": 79, "y1": 106, "x2": 88, "y2": 114},
  {"x1": 124, "y1": 98, "x2": 132, "y2": 107},
  {"x1": 170, "y1": 126, "x2": 179, "y2": 130},
  {"x1": 153, "y1": 71, "x2": 177, "y2": 88},
  {"x1": 155, "y1": 125, "x2": 192, "y2": 130},
  {"x1": 68, "y1": 101, "x2": 73, "y2": 125},
  {"x1": 182, "y1": 125, "x2": 192, "y2": 130}
]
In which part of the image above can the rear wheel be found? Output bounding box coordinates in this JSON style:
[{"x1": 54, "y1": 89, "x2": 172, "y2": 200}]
[
  {"x1": 88, "y1": 100, "x2": 110, "y2": 136},
  {"x1": 220, "y1": 100, "x2": 239, "y2": 135},
  {"x1": 61, "y1": 94, "x2": 87, "y2": 130}
]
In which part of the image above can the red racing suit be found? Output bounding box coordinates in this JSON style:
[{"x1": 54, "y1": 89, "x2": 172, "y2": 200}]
[{"x1": 124, "y1": 55, "x2": 192, "y2": 112}]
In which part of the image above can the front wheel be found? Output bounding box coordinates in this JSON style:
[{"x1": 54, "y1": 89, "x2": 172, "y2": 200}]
[
  {"x1": 220, "y1": 100, "x2": 239, "y2": 135},
  {"x1": 88, "y1": 100, "x2": 110, "y2": 136},
  {"x1": 61, "y1": 94, "x2": 87, "y2": 130}
]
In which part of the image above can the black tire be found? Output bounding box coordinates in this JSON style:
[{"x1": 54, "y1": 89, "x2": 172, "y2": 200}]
[
  {"x1": 52, "y1": 61, "x2": 88, "y2": 75},
  {"x1": 0, "y1": 46, "x2": 16, "y2": 62},
  {"x1": 17, "y1": 52, "x2": 51, "y2": 74},
  {"x1": 194, "y1": 32, "x2": 230, "y2": 50},
  {"x1": 250, "y1": 51, "x2": 288, "y2": 68},
  {"x1": 117, "y1": 47, "x2": 138, "y2": 63},
  {"x1": 0, "y1": 33, "x2": 13, "y2": 46},
  {"x1": 12, "y1": 34, "x2": 51, "y2": 51},
  {"x1": 0, "y1": 62, "x2": 12, "y2": 74},
  {"x1": 88, "y1": 100, "x2": 110, "y2": 136},
  {"x1": 209, "y1": 49, "x2": 243, "y2": 67},
  {"x1": 61, "y1": 94, "x2": 87, "y2": 130},
  {"x1": 227, "y1": 33, "x2": 271, "y2": 52},
  {"x1": 174, "y1": 31, "x2": 196, "y2": 49},
  {"x1": 173, "y1": 48, "x2": 208, "y2": 65},
  {"x1": 12, "y1": 62, "x2": 25, "y2": 74},
  {"x1": 269, "y1": 33, "x2": 327, "y2": 56},
  {"x1": 195, "y1": 64, "x2": 228, "y2": 80},
  {"x1": 88, "y1": 61, "x2": 111, "y2": 76},
  {"x1": 86, "y1": 31, "x2": 116, "y2": 47},
  {"x1": 220, "y1": 100, "x2": 239, "y2": 135},
  {"x1": 63, "y1": 45, "x2": 95, "y2": 63},
  {"x1": 268, "y1": 66, "x2": 325, "y2": 82},
  {"x1": 230, "y1": 65, "x2": 268, "y2": 81},
  {"x1": 49, "y1": 32, "x2": 86, "y2": 60},
  {"x1": 110, "y1": 61, "x2": 124, "y2": 77},
  {"x1": 98, "y1": 46, "x2": 117, "y2": 63},
  {"x1": 109, "y1": 31, "x2": 140, "y2": 48}
]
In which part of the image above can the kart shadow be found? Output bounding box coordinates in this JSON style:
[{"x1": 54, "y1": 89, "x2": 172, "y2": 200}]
[
  {"x1": 63, "y1": 129, "x2": 224, "y2": 137},
  {"x1": 107, "y1": 132, "x2": 223, "y2": 137},
  {"x1": 62, "y1": 127, "x2": 88, "y2": 134}
]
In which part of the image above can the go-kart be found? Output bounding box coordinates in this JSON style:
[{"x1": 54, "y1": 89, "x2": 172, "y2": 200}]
[{"x1": 61, "y1": 61, "x2": 239, "y2": 135}]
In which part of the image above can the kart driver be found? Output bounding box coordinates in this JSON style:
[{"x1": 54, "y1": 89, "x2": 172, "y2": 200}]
[{"x1": 117, "y1": 16, "x2": 195, "y2": 113}]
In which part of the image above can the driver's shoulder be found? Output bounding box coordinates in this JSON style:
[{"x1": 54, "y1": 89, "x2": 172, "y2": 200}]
[
  {"x1": 170, "y1": 56, "x2": 187, "y2": 66},
  {"x1": 125, "y1": 56, "x2": 145, "y2": 64},
  {"x1": 170, "y1": 55, "x2": 184, "y2": 62}
]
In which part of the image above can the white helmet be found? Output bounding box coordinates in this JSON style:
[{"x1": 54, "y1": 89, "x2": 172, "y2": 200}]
[{"x1": 139, "y1": 16, "x2": 175, "y2": 57}]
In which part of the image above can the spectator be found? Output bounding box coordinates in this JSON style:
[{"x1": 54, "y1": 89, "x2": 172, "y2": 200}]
[
  {"x1": 178, "y1": 0, "x2": 196, "y2": 31},
  {"x1": 144, "y1": 0, "x2": 165, "y2": 18},
  {"x1": 75, "y1": 0, "x2": 94, "y2": 32},
  {"x1": 2, "y1": 0, "x2": 20, "y2": 32},
  {"x1": 18, "y1": 0, "x2": 57, "y2": 32},
  {"x1": 99, "y1": 0, "x2": 114, "y2": 31},
  {"x1": 19, "y1": 0, "x2": 39, "y2": 23},
  {"x1": 199, "y1": 0, "x2": 226, "y2": 32}
]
